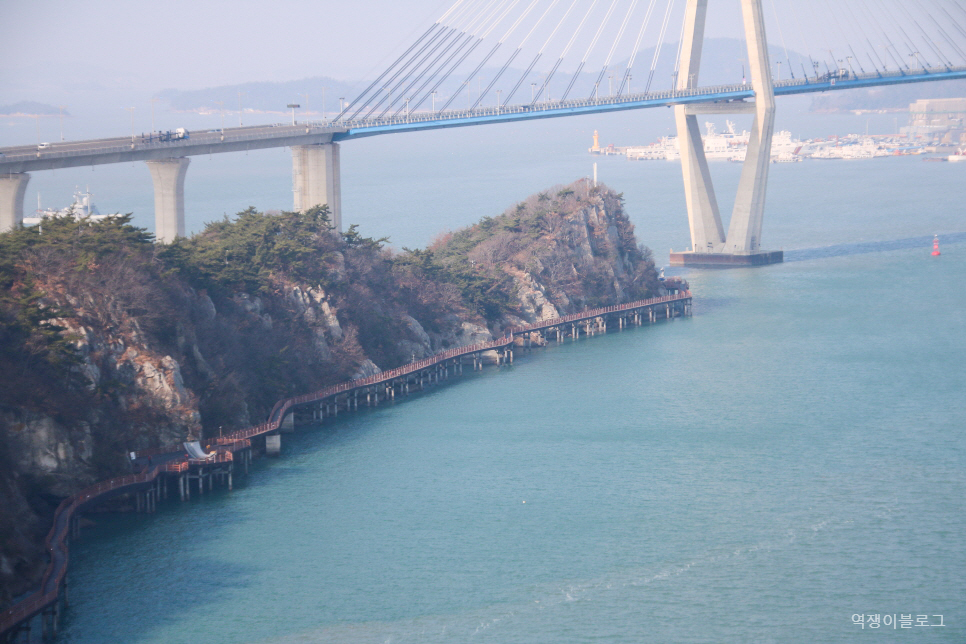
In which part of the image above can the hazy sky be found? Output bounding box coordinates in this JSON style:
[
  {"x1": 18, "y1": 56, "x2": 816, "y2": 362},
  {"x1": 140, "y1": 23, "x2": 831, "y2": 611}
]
[{"x1": 0, "y1": 0, "x2": 749, "y2": 98}]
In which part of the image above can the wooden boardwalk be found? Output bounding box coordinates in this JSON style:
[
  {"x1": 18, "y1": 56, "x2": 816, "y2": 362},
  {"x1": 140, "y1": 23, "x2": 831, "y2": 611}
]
[{"x1": 0, "y1": 290, "x2": 690, "y2": 642}]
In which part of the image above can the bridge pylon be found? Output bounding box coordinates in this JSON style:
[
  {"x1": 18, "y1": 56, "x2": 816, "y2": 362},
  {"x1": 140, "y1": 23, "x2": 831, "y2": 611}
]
[
  {"x1": 670, "y1": 0, "x2": 782, "y2": 267},
  {"x1": 146, "y1": 157, "x2": 189, "y2": 244},
  {"x1": 0, "y1": 172, "x2": 30, "y2": 233},
  {"x1": 292, "y1": 143, "x2": 342, "y2": 231}
]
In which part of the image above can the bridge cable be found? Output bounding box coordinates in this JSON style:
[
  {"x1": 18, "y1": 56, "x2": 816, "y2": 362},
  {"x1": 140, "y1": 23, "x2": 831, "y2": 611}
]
[
  {"x1": 783, "y1": 0, "x2": 827, "y2": 77},
  {"x1": 844, "y1": 0, "x2": 891, "y2": 73},
  {"x1": 382, "y1": 0, "x2": 490, "y2": 117},
  {"x1": 340, "y1": 24, "x2": 445, "y2": 121},
  {"x1": 437, "y1": 0, "x2": 528, "y2": 113},
  {"x1": 352, "y1": 26, "x2": 455, "y2": 120},
  {"x1": 470, "y1": 0, "x2": 545, "y2": 110},
  {"x1": 374, "y1": 0, "x2": 491, "y2": 117},
  {"x1": 917, "y1": 0, "x2": 966, "y2": 62},
  {"x1": 895, "y1": 0, "x2": 951, "y2": 67},
  {"x1": 380, "y1": 0, "x2": 512, "y2": 117},
  {"x1": 767, "y1": 0, "x2": 797, "y2": 78},
  {"x1": 589, "y1": 0, "x2": 642, "y2": 99},
  {"x1": 870, "y1": 0, "x2": 931, "y2": 68},
  {"x1": 340, "y1": 0, "x2": 468, "y2": 121},
  {"x1": 930, "y1": 2, "x2": 966, "y2": 66},
  {"x1": 403, "y1": 0, "x2": 516, "y2": 116},
  {"x1": 670, "y1": 1, "x2": 688, "y2": 88},
  {"x1": 499, "y1": 0, "x2": 565, "y2": 105},
  {"x1": 392, "y1": 30, "x2": 479, "y2": 116},
  {"x1": 816, "y1": 0, "x2": 866, "y2": 75},
  {"x1": 911, "y1": 0, "x2": 964, "y2": 65},
  {"x1": 837, "y1": 0, "x2": 879, "y2": 73},
  {"x1": 361, "y1": 27, "x2": 460, "y2": 119},
  {"x1": 854, "y1": 0, "x2": 909, "y2": 71},
  {"x1": 410, "y1": 0, "x2": 510, "y2": 113},
  {"x1": 644, "y1": 0, "x2": 676, "y2": 94},
  {"x1": 531, "y1": 0, "x2": 602, "y2": 104},
  {"x1": 946, "y1": 0, "x2": 966, "y2": 25},
  {"x1": 515, "y1": 0, "x2": 582, "y2": 105},
  {"x1": 812, "y1": 0, "x2": 846, "y2": 74},
  {"x1": 932, "y1": 1, "x2": 966, "y2": 46},
  {"x1": 561, "y1": 0, "x2": 622, "y2": 101},
  {"x1": 616, "y1": 0, "x2": 659, "y2": 95}
]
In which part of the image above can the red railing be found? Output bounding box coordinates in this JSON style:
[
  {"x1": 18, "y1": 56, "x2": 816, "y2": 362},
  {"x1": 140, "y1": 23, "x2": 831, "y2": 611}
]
[{"x1": 0, "y1": 290, "x2": 690, "y2": 638}]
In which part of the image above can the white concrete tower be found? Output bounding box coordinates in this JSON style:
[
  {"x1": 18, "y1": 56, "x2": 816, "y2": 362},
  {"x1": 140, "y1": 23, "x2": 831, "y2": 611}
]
[
  {"x1": 673, "y1": 0, "x2": 726, "y2": 253},
  {"x1": 146, "y1": 157, "x2": 190, "y2": 243},
  {"x1": 671, "y1": 0, "x2": 781, "y2": 266},
  {"x1": 292, "y1": 143, "x2": 342, "y2": 231},
  {"x1": 727, "y1": 0, "x2": 776, "y2": 252},
  {"x1": 0, "y1": 173, "x2": 30, "y2": 233}
]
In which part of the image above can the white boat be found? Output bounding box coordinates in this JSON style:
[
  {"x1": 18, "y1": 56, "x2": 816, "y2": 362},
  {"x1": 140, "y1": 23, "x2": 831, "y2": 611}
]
[
  {"x1": 624, "y1": 120, "x2": 801, "y2": 162},
  {"x1": 22, "y1": 189, "x2": 121, "y2": 226},
  {"x1": 949, "y1": 148, "x2": 966, "y2": 162},
  {"x1": 806, "y1": 136, "x2": 890, "y2": 159}
]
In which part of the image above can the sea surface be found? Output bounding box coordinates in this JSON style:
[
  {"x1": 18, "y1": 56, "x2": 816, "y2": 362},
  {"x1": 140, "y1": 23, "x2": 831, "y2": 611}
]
[{"x1": 30, "y1": 105, "x2": 966, "y2": 643}]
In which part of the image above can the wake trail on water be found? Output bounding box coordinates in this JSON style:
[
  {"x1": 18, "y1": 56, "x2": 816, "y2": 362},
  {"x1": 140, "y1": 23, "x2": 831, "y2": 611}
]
[
  {"x1": 784, "y1": 231, "x2": 966, "y2": 262},
  {"x1": 257, "y1": 515, "x2": 840, "y2": 644}
]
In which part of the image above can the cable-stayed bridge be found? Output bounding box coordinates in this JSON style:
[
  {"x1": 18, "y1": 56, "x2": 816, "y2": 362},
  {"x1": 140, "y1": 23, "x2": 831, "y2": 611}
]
[{"x1": 2, "y1": 0, "x2": 965, "y2": 264}]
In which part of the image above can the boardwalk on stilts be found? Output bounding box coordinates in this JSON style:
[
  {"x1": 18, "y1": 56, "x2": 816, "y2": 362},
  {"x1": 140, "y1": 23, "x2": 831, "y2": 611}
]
[{"x1": 0, "y1": 290, "x2": 690, "y2": 642}]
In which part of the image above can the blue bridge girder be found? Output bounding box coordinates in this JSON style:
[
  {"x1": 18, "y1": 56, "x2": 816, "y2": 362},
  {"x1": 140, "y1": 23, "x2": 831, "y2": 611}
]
[
  {"x1": 332, "y1": 65, "x2": 966, "y2": 140},
  {"x1": 1, "y1": 65, "x2": 964, "y2": 174}
]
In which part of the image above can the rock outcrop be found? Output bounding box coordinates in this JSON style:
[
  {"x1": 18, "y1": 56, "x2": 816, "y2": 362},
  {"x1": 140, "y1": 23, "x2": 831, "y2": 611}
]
[{"x1": 0, "y1": 180, "x2": 661, "y2": 607}]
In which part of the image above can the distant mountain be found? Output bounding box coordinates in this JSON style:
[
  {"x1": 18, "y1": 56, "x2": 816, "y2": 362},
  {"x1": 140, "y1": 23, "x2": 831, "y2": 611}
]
[
  {"x1": 0, "y1": 101, "x2": 67, "y2": 116},
  {"x1": 154, "y1": 39, "x2": 813, "y2": 116},
  {"x1": 157, "y1": 77, "x2": 360, "y2": 115},
  {"x1": 808, "y1": 79, "x2": 966, "y2": 112}
]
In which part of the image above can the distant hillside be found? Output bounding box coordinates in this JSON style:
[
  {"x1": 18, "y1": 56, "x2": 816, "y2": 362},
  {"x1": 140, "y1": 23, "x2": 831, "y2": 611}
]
[
  {"x1": 0, "y1": 102, "x2": 67, "y2": 116},
  {"x1": 155, "y1": 38, "x2": 811, "y2": 115},
  {"x1": 157, "y1": 77, "x2": 359, "y2": 115},
  {"x1": 808, "y1": 79, "x2": 966, "y2": 112}
]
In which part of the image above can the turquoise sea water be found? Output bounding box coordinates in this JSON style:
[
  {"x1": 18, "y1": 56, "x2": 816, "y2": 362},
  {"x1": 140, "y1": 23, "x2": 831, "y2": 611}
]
[{"x1": 35, "y1": 110, "x2": 966, "y2": 642}]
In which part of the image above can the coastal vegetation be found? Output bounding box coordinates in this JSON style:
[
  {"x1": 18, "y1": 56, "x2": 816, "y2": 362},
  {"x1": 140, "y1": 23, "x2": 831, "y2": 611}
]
[{"x1": 0, "y1": 178, "x2": 661, "y2": 608}]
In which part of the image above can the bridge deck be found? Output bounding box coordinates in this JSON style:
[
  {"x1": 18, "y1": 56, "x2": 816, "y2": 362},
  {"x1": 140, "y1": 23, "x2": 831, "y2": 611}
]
[{"x1": 3, "y1": 65, "x2": 964, "y2": 173}]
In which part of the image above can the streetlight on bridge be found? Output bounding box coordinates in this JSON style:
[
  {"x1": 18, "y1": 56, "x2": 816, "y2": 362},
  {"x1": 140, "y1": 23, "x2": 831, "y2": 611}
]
[
  {"x1": 237, "y1": 91, "x2": 246, "y2": 126},
  {"x1": 124, "y1": 107, "x2": 136, "y2": 144},
  {"x1": 150, "y1": 97, "x2": 159, "y2": 133},
  {"x1": 287, "y1": 104, "x2": 300, "y2": 126}
]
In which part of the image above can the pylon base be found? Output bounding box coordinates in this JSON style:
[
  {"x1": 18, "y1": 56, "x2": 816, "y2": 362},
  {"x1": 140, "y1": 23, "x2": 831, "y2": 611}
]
[{"x1": 669, "y1": 250, "x2": 783, "y2": 268}]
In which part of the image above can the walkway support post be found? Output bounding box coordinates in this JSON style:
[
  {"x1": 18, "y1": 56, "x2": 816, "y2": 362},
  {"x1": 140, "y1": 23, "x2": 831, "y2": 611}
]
[
  {"x1": 292, "y1": 143, "x2": 342, "y2": 231},
  {"x1": 146, "y1": 157, "x2": 189, "y2": 243},
  {"x1": 671, "y1": 0, "x2": 781, "y2": 267}
]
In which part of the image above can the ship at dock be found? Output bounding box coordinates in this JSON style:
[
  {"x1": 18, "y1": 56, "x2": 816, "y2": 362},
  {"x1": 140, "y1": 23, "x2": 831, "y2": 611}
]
[
  {"x1": 591, "y1": 124, "x2": 929, "y2": 163},
  {"x1": 22, "y1": 189, "x2": 122, "y2": 226},
  {"x1": 605, "y1": 121, "x2": 803, "y2": 163}
]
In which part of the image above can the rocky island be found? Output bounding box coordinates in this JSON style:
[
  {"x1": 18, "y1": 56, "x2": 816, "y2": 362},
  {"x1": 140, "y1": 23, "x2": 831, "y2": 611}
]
[{"x1": 0, "y1": 179, "x2": 670, "y2": 608}]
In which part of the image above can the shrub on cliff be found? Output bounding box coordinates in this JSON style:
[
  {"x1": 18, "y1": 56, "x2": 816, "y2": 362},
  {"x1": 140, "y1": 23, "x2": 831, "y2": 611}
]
[
  {"x1": 157, "y1": 205, "x2": 344, "y2": 295},
  {"x1": 424, "y1": 180, "x2": 660, "y2": 315}
]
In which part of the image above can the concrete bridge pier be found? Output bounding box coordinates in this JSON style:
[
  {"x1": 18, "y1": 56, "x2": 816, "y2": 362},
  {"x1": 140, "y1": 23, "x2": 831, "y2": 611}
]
[
  {"x1": 146, "y1": 157, "x2": 189, "y2": 243},
  {"x1": 292, "y1": 143, "x2": 342, "y2": 231},
  {"x1": 671, "y1": 0, "x2": 781, "y2": 267},
  {"x1": 0, "y1": 172, "x2": 29, "y2": 233}
]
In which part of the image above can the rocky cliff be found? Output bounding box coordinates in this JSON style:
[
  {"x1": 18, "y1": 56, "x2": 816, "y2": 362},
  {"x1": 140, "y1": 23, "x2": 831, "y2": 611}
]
[{"x1": 0, "y1": 179, "x2": 662, "y2": 607}]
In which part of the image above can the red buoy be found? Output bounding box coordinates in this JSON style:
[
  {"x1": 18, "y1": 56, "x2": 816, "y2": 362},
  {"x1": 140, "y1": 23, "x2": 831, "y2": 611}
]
[{"x1": 932, "y1": 235, "x2": 941, "y2": 256}]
